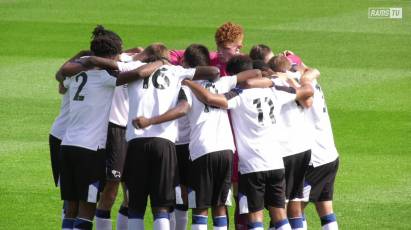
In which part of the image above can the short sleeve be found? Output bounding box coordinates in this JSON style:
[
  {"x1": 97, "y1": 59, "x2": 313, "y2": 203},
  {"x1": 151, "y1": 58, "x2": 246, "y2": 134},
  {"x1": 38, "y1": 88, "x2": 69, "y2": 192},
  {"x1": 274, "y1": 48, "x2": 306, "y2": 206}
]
[
  {"x1": 117, "y1": 61, "x2": 145, "y2": 72},
  {"x1": 181, "y1": 85, "x2": 193, "y2": 107},
  {"x1": 227, "y1": 95, "x2": 240, "y2": 110},
  {"x1": 273, "y1": 87, "x2": 297, "y2": 106},
  {"x1": 63, "y1": 77, "x2": 72, "y2": 88},
  {"x1": 119, "y1": 53, "x2": 133, "y2": 62},
  {"x1": 101, "y1": 72, "x2": 117, "y2": 87},
  {"x1": 215, "y1": 75, "x2": 237, "y2": 93},
  {"x1": 178, "y1": 67, "x2": 196, "y2": 81}
]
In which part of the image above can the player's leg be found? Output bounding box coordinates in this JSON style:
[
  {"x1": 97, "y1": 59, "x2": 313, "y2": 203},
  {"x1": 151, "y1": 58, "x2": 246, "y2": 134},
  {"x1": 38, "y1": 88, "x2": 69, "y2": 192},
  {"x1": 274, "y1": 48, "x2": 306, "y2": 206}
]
[
  {"x1": 187, "y1": 153, "x2": 214, "y2": 230},
  {"x1": 96, "y1": 123, "x2": 128, "y2": 230},
  {"x1": 237, "y1": 171, "x2": 265, "y2": 230},
  {"x1": 283, "y1": 150, "x2": 311, "y2": 230},
  {"x1": 266, "y1": 169, "x2": 291, "y2": 230},
  {"x1": 232, "y1": 152, "x2": 247, "y2": 230},
  {"x1": 210, "y1": 150, "x2": 233, "y2": 230},
  {"x1": 149, "y1": 138, "x2": 179, "y2": 230},
  {"x1": 60, "y1": 145, "x2": 79, "y2": 229},
  {"x1": 50, "y1": 134, "x2": 67, "y2": 220},
  {"x1": 315, "y1": 201, "x2": 337, "y2": 230},
  {"x1": 314, "y1": 159, "x2": 339, "y2": 230},
  {"x1": 173, "y1": 144, "x2": 190, "y2": 230},
  {"x1": 68, "y1": 147, "x2": 106, "y2": 230},
  {"x1": 116, "y1": 182, "x2": 129, "y2": 230},
  {"x1": 125, "y1": 139, "x2": 149, "y2": 230}
]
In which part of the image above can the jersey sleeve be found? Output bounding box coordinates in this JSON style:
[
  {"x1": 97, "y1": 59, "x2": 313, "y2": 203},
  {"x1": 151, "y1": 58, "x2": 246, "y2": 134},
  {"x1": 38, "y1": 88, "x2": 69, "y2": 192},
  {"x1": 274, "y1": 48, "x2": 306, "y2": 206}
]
[
  {"x1": 225, "y1": 87, "x2": 242, "y2": 109},
  {"x1": 177, "y1": 67, "x2": 197, "y2": 81},
  {"x1": 63, "y1": 77, "x2": 72, "y2": 88},
  {"x1": 215, "y1": 75, "x2": 237, "y2": 92},
  {"x1": 227, "y1": 94, "x2": 240, "y2": 110},
  {"x1": 117, "y1": 61, "x2": 145, "y2": 72},
  {"x1": 273, "y1": 85, "x2": 297, "y2": 105},
  {"x1": 101, "y1": 72, "x2": 117, "y2": 87},
  {"x1": 181, "y1": 85, "x2": 193, "y2": 107}
]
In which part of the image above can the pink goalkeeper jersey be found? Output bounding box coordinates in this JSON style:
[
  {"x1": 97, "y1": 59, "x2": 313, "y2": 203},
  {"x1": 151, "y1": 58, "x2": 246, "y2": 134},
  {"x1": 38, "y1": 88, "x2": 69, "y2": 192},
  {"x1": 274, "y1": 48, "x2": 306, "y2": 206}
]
[{"x1": 169, "y1": 50, "x2": 229, "y2": 76}]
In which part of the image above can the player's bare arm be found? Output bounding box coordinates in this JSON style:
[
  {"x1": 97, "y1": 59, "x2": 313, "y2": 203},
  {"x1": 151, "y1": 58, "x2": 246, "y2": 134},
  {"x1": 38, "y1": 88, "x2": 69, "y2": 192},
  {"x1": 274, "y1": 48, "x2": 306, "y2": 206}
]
[
  {"x1": 235, "y1": 69, "x2": 262, "y2": 88},
  {"x1": 56, "y1": 50, "x2": 92, "y2": 82},
  {"x1": 191, "y1": 66, "x2": 220, "y2": 81},
  {"x1": 116, "y1": 60, "x2": 164, "y2": 86},
  {"x1": 182, "y1": 79, "x2": 229, "y2": 109},
  {"x1": 132, "y1": 100, "x2": 190, "y2": 129},
  {"x1": 240, "y1": 77, "x2": 273, "y2": 89},
  {"x1": 295, "y1": 68, "x2": 319, "y2": 107}
]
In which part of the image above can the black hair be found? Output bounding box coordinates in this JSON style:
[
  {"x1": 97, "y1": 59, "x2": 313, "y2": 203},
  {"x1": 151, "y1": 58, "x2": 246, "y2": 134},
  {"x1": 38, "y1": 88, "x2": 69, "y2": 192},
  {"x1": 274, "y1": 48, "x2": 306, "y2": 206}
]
[
  {"x1": 90, "y1": 35, "x2": 122, "y2": 57},
  {"x1": 249, "y1": 44, "x2": 272, "y2": 61},
  {"x1": 184, "y1": 44, "x2": 210, "y2": 67},
  {"x1": 226, "y1": 55, "x2": 253, "y2": 75},
  {"x1": 91, "y1": 25, "x2": 123, "y2": 44},
  {"x1": 252, "y1": 59, "x2": 270, "y2": 71}
]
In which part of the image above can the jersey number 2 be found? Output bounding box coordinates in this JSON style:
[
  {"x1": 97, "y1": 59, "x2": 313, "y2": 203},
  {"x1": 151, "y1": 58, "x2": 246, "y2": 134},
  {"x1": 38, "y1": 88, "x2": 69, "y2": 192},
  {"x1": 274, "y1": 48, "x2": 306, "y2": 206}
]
[{"x1": 73, "y1": 72, "x2": 87, "y2": 101}]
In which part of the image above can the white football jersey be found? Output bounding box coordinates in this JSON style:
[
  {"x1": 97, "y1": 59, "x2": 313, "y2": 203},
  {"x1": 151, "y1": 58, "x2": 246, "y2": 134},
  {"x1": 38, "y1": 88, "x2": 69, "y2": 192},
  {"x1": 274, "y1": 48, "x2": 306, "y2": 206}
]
[
  {"x1": 108, "y1": 61, "x2": 145, "y2": 127},
  {"x1": 176, "y1": 115, "x2": 190, "y2": 145},
  {"x1": 109, "y1": 85, "x2": 129, "y2": 127},
  {"x1": 227, "y1": 85, "x2": 297, "y2": 174},
  {"x1": 305, "y1": 80, "x2": 339, "y2": 167},
  {"x1": 274, "y1": 77, "x2": 312, "y2": 157},
  {"x1": 50, "y1": 91, "x2": 70, "y2": 140},
  {"x1": 62, "y1": 70, "x2": 117, "y2": 151},
  {"x1": 183, "y1": 76, "x2": 237, "y2": 161},
  {"x1": 126, "y1": 65, "x2": 196, "y2": 142}
]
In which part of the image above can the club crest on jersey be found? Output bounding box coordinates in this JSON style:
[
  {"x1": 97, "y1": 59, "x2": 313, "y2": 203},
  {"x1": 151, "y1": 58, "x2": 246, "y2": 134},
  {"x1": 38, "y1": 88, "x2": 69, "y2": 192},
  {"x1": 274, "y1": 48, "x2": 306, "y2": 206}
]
[{"x1": 111, "y1": 170, "x2": 121, "y2": 178}]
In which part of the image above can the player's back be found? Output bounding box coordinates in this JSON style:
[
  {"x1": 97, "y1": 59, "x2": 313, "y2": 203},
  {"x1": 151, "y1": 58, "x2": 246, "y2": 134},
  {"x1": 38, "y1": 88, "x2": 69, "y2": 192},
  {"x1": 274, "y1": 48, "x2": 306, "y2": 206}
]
[
  {"x1": 305, "y1": 80, "x2": 339, "y2": 166},
  {"x1": 183, "y1": 76, "x2": 237, "y2": 160},
  {"x1": 228, "y1": 87, "x2": 293, "y2": 174},
  {"x1": 62, "y1": 69, "x2": 117, "y2": 151},
  {"x1": 126, "y1": 64, "x2": 196, "y2": 142}
]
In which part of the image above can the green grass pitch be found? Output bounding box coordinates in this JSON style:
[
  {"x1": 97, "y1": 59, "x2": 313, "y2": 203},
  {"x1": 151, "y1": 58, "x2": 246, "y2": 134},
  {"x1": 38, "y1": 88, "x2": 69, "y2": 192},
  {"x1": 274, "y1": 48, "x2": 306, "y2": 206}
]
[{"x1": 0, "y1": 0, "x2": 410, "y2": 229}]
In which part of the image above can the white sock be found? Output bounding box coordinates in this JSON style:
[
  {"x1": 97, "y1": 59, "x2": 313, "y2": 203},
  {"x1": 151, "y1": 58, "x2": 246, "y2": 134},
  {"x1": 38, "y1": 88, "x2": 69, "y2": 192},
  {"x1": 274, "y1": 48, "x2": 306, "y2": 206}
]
[
  {"x1": 128, "y1": 218, "x2": 144, "y2": 230},
  {"x1": 169, "y1": 211, "x2": 176, "y2": 230},
  {"x1": 322, "y1": 222, "x2": 338, "y2": 230},
  {"x1": 62, "y1": 208, "x2": 66, "y2": 221},
  {"x1": 191, "y1": 215, "x2": 208, "y2": 230},
  {"x1": 95, "y1": 216, "x2": 112, "y2": 230},
  {"x1": 321, "y1": 213, "x2": 338, "y2": 230},
  {"x1": 175, "y1": 209, "x2": 188, "y2": 230},
  {"x1": 277, "y1": 223, "x2": 292, "y2": 230},
  {"x1": 271, "y1": 219, "x2": 292, "y2": 230},
  {"x1": 154, "y1": 217, "x2": 170, "y2": 230},
  {"x1": 302, "y1": 216, "x2": 307, "y2": 230},
  {"x1": 117, "y1": 212, "x2": 128, "y2": 230},
  {"x1": 191, "y1": 225, "x2": 208, "y2": 230},
  {"x1": 95, "y1": 209, "x2": 112, "y2": 230}
]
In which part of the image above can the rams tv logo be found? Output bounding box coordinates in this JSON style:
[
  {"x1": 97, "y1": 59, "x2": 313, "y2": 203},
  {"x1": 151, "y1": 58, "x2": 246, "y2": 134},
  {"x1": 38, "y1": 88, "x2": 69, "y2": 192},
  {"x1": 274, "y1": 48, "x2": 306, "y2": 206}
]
[{"x1": 368, "y1": 7, "x2": 402, "y2": 19}]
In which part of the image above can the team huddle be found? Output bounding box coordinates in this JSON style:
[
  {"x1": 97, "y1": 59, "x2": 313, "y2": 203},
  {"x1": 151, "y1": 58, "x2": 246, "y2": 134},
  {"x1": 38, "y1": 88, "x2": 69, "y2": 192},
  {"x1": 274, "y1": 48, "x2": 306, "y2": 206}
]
[{"x1": 49, "y1": 22, "x2": 340, "y2": 230}]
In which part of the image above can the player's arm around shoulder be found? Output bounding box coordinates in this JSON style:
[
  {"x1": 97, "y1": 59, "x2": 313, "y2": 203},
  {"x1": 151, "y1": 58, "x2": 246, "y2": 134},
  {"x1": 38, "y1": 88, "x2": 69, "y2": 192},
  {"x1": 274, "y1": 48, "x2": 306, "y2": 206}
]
[
  {"x1": 295, "y1": 68, "x2": 320, "y2": 104},
  {"x1": 192, "y1": 66, "x2": 220, "y2": 81},
  {"x1": 116, "y1": 60, "x2": 165, "y2": 86},
  {"x1": 182, "y1": 79, "x2": 229, "y2": 109},
  {"x1": 132, "y1": 100, "x2": 190, "y2": 129}
]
